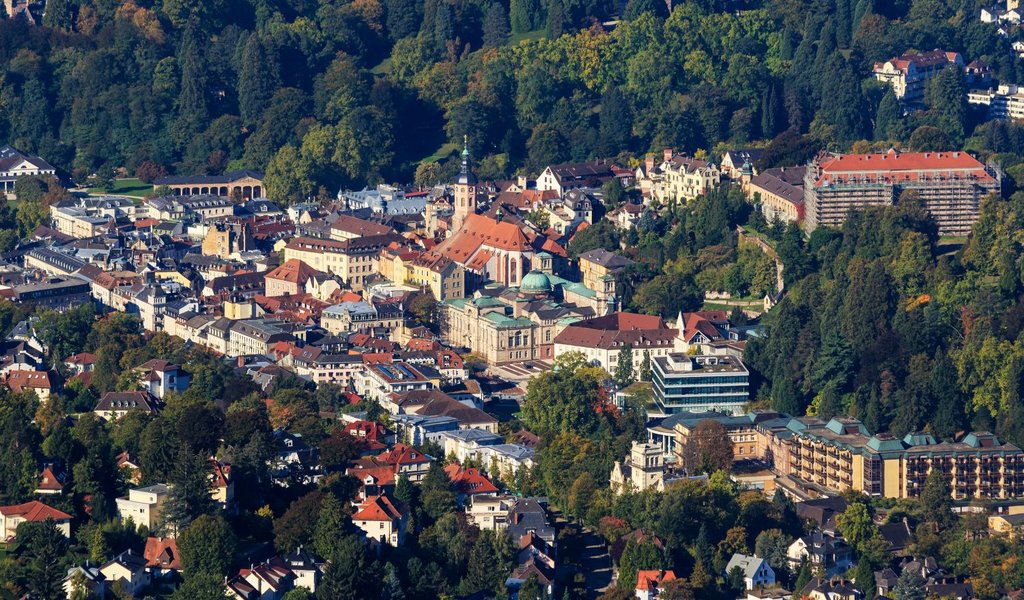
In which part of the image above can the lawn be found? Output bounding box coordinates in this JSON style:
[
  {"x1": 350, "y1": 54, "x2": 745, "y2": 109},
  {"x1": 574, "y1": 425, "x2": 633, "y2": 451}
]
[
  {"x1": 420, "y1": 141, "x2": 458, "y2": 164},
  {"x1": 509, "y1": 29, "x2": 546, "y2": 45},
  {"x1": 86, "y1": 177, "x2": 150, "y2": 199}
]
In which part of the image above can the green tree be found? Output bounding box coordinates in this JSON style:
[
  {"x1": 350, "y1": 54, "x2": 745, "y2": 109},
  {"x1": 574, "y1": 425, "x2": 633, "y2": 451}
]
[
  {"x1": 171, "y1": 573, "x2": 229, "y2": 600},
  {"x1": 615, "y1": 343, "x2": 635, "y2": 387},
  {"x1": 510, "y1": 0, "x2": 540, "y2": 31},
  {"x1": 836, "y1": 501, "x2": 874, "y2": 554},
  {"x1": 520, "y1": 352, "x2": 605, "y2": 436},
  {"x1": 518, "y1": 573, "x2": 544, "y2": 600},
  {"x1": 599, "y1": 86, "x2": 632, "y2": 156},
  {"x1": 420, "y1": 461, "x2": 456, "y2": 521},
  {"x1": 874, "y1": 88, "x2": 903, "y2": 141},
  {"x1": 892, "y1": 567, "x2": 926, "y2": 600},
  {"x1": 639, "y1": 350, "x2": 652, "y2": 382},
  {"x1": 680, "y1": 419, "x2": 733, "y2": 474},
  {"x1": 17, "y1": 519, "x2": 67, "y2": 600},
  {"x1": 382, "y1": 563, "x2": 406, "y2": 600},
  {"x1": 238, "y1": 35, "x2": 280, "y2": 127},
  {"x1": 319, "y1": 535, "x2": 378, "y2": 600},
  {"x1": 313, "y1": 493, "x2": 351, "y2": 560},
  {"x1": 483, "y1": 3, "x2": 511, "y2": 47},
  {"x1": 179, "y1": 514, "x2": 237, "y2": 577},
  {"x1": 163, "y1": 447, "x2": 215, "y2": 532},
  {"x1": 919, "y1": 468, "x2": 954, "y2": 529},
  {"x1": 618, "y1": 538, "x2": 666, "y2": 589}
]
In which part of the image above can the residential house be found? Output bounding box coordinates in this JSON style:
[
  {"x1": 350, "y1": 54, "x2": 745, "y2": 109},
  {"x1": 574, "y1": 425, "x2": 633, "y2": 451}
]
[
  {"x1": 0, "y1": 500, "x2": 72, "y2": 542},
  {"x1": 282, "y1": 234, "x2": 402, "y2": 290},
  {"x1": 444, "y1": 464, "x2": 499, "y2": 505},
  {"x1": 100, "y1": 549, "x2": 151, "y2": 597},
  {"x1": 116, "y1": 484, "x2": 170, "y2": 530},
  {"x1": 95, "y1": 390, "x2": 162, "y2": 420},
  {"x1": 144, "y1": 536, "x2": 183, "y2": 582},
  {"x1": 799, "y1": 577, "x2": 863, "y2": 600},
  {"x1": 225, "y1": 557, "x2": 297, "y2": 599},
  {"x1": 467, "y1": 494, "x2": 518, "y2": 531},
  {"x1": 635, "y1": 570, "x2": 678, "y2": 600},
  {"x1": 787, "y1": 532, "x2": 853, "y2": 576},
  {"x1": 355, "y1": 362, "x2": 435, "y2": 403},
  {"x1": 578, "y1": 248, "x2": 633, "y2": 304},
  {"x1": 35, "y1": 464, "x2": 67, "y2": 496},
  {"x1": 264, "y1": 259, "x2": 340, "y2": 300},
  {"x1": 537, "y1": 160, "x2": 616, "y2": 196},
  {"x1": 610, "y1": 441, "x2": 674, "y2": 495},
  {"x1": 134, "y1": 359, "x2": 190, "y2": 399},
  {"x1": 725, "y1": 554, "x2": 776, "y2": 590},
  {"x1": 3, "y1": 369, "x2": 56, "y2": 402},
  {"x1": 352, "y1": 494, "x2": 406, "y2": 547},
  {"x1": 64, "y1": 565, "x2": 107, "y2": 599}
]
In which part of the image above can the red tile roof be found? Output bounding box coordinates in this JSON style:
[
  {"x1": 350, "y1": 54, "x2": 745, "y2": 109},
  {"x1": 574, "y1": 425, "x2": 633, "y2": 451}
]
[
  {"x1": 0, "y1": 500, "x2": 71, "y2": 521},
  {"x1": 144, "y1": 537, "x2": 182, "y2": 571},
  {"x1": 553, "y1": 312, "x2": 676, "y2": 350},
  {"x1": 444, "y1": 464, "x2": 499, "y2": 496},
  {"x1": 4, "y1": 370, "x2": 54, "y2": 392}
]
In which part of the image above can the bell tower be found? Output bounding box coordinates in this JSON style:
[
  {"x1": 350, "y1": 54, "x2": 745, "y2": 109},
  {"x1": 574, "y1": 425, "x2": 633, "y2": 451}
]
[{"x1": 452, "y1": 135, "x2": 478, "y2": 232}]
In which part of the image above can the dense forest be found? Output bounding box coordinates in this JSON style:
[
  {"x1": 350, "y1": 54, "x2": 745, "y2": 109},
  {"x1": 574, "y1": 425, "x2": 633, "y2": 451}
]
[{"x1": 5, "y1": 0, "x2": 1024, "y2": 199}]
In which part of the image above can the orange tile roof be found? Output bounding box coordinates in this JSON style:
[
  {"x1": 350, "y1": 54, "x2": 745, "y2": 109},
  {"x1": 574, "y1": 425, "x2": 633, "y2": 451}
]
[
  {"x1": 636, "y1": 570, "x2": 677, "y2": 591},
  {"x1": 352, "y1": 494, "x2": 403, "y2": 521},
  {"x1": 816, "y1": 149, "x2": 995, "y2": 186}
]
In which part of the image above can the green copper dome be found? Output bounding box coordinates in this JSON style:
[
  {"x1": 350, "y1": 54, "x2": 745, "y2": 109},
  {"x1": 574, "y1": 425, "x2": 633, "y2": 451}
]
[{"x1": 520, "y1": 270, "x2": 552, "y2": 293}]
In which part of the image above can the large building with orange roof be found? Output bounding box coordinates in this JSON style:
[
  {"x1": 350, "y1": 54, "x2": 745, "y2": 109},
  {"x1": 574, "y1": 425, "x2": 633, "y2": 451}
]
[
  {"x1": 803, "y1": 149, "x2": 1001, "y2": 236},
  {"x1": 430, "y1": 213, "x2": 537, "y2": 288},
  {"x1": 873, "y1": 49, "x2": 963, "y2": 103}
]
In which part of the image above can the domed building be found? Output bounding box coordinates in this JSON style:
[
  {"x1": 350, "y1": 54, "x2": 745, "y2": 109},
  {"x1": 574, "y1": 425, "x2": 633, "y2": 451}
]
[{"x1": 519, "y1": 270, "x2": 552, "y2": 296}]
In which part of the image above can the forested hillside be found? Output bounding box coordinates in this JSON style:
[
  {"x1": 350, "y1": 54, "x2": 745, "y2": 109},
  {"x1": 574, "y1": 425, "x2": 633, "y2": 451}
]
[{"x1": 3, "y1": 0, "x2": 1024, "y2": 199}]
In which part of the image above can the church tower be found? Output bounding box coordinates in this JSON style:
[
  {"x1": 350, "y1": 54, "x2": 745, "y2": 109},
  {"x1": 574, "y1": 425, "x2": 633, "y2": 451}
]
[{"x1": 452, "y1": 136, "x2": 478, "y2": 233}]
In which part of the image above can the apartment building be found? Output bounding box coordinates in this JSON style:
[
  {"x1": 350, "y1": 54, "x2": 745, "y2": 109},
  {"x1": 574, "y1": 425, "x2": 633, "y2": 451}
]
[
  {"x1": 638, "y1": 149, "x2": 722, "y2": 203},
  {"x1": 116, "y1": 484, "x2": 170, "y2": 530},
  {"x1": 873, "y1": 50, "x2": 963, "y2": 104},
  {"x1": 775, "y1": 417, "x2": 1024, "y2": 500},
  {"x1": 650, "y1": 353, "x2": 750, "y2": 415},
  {"x1": 282, "y1": 235, "x2": 401, "y2": 290},
  {"x1": 968, "y1": 83, "x2": 1024, "y2": 121},
  {"x1": 553, "y1": 312, "x2": 678, "y2": 381},
  {"x1": 803, "y1": 150, "x2": 1001, "y2": 236}
]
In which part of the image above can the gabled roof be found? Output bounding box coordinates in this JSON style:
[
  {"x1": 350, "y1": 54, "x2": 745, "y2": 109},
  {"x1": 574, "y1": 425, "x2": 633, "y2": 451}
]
[
  {"x1": 0, "y1": 500, "x2": 71, "y2": 521},
  {"x1": 444, "y1": 464, "x2": 499, "y2": 496},
  {"x1": 95, "y1": 391, "x2": 161, "y2": 415},
  {"x1": 145, "y1": 537, "x2": 183, "y2": 570},
  {"x1": 636, "y1": 569, "x2": 677, "y2": 592},
  {"x1": 352, "y1": 494, "x2": 403, "y2": 521},
  {"x1": 265, "y1": 259, "x2": 328, "y2": 285}
]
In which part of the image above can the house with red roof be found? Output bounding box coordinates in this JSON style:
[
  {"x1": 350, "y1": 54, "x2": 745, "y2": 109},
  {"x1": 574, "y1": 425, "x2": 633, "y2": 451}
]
[
  {"x1": 352, "y1": 494, "x2": 405, "y2": 547},
  {"x1": 3, "y1": 369, "x2": 56, "y2": 402},
  {"x1": 346, "y1": 443, "x2": 433, "y2": 494},
  {"x1": 0, "y1": 500, "x2": 72, "y2": 542},
  {"x1": 144, "y1": 536, "x2": 182, "y2": 581},
  {"x1": 635, "y1": 569, "x2": 678, "y2": 600},
  {"x1": 226, "y1": 556, "x2": 297, "y2": 599},
  {"x1": 264, "y1": 258, "x2": 339, "y2": 300},
  {"x1": 444, "y1": 464, "x2": 498, "y2": 503},
  {"x1": 34, "y1": 464, "x2": 67, "y2": 496}
]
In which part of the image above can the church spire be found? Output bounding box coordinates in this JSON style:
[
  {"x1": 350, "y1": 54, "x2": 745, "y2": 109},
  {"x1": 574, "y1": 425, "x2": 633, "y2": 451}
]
[{"x1": 457, "y1": 135, "x2": 477, "y2": 185}]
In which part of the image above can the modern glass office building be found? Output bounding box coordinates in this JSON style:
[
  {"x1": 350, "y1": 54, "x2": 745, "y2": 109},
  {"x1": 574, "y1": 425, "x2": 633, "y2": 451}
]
[{"x1": 651, "y1": 353, "x2": 749, "y2": 415}]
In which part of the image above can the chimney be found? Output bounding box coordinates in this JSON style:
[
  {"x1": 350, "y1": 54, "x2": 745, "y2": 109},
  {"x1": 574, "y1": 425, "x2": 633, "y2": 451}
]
[
  {"x1": 663, "y1": 148, "x2": 674, "y2": 161},
  {"x1": 645, "y1": 155, "x2": 655, "y2": 174}
]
